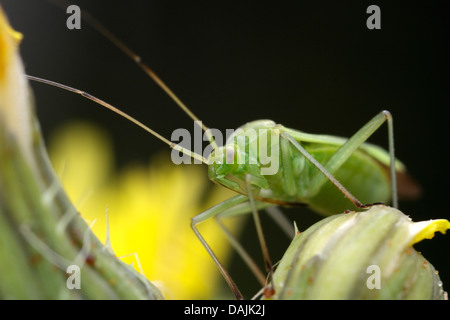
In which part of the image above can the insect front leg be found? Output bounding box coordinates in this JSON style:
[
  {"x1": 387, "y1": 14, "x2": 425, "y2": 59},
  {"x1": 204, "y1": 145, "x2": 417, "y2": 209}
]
[
  {"x1": 214, "y1": 202, "x2": 296, "y2": 287},
  {"x1": 192, "y1": 193, "x2": 280, "y2": 299},
  {"x1": 243, "y1": 174, "x2": 277, "y2": 297},
  {"x1": 191, "y1": 194, "x2": 249, "y2": 300},
  {"x1": 214, "y1": 200, "x2": 273, "y2": 287}
]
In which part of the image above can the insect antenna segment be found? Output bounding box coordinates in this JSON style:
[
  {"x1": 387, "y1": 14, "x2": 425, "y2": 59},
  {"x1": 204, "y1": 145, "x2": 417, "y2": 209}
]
[
  {"x1": 47, "y1": 0, "x2": 218, "y2": 151},
  {"x1": 25, "y1": 75, "x2": 208, "y2": 165}
]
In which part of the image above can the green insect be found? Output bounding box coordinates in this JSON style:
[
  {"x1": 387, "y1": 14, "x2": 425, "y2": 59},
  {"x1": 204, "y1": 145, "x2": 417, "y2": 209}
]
[
  {"x1": 26, "y1": 4, "x2": 420, "y2": 300},
  {"x1": 188, "y1": 113, "x2": 420, "y2": 299}
]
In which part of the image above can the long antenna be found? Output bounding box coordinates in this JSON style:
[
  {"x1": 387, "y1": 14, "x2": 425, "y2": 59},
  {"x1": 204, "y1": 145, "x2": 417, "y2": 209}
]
[
  {"x1": 26, "y1": 75, "x2": 208, "y2": 164},
  {"x1": 47, "y1": 0, "x2": 218, "y2": 150}
]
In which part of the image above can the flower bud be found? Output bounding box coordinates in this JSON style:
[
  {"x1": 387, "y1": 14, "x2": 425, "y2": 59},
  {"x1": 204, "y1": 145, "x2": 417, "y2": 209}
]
[{"x1": 269, "y1": 205, "x2": 448, "y2": 300}]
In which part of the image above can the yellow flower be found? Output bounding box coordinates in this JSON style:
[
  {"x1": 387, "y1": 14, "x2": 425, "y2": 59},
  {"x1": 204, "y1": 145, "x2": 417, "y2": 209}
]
[{"x1": 48, "y1": 121, "x2": 238, "y2": 299}]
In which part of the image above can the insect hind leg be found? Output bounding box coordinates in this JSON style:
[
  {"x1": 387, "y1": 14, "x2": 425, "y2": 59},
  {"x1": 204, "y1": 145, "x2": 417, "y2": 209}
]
[
  {"x1": 281, "y1": 132, "x2": 365, "y2": 209},
  {"x1": 282, "y1": 110, "x2": 398, "y2": 210}
]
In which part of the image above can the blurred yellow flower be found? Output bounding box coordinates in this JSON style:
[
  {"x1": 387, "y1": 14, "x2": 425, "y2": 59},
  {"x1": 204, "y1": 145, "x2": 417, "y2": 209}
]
[{"x1": 48, "y1": 121, "x2": 239, "y2": 299}]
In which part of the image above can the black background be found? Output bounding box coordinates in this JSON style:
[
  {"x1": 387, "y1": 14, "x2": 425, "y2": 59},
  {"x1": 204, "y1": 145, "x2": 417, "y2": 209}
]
[{"x1": 2, "y1": 0, "x2": 449, "y2": 299}]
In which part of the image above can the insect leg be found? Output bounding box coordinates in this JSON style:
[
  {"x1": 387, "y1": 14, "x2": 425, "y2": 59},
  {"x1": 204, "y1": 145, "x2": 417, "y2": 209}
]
[
  {"x1": 192, "y1": 193, "x2": 284, "y2": 297},
  {"x1": 215, "y1": 203, "x2": 294, "y2": 285},
  {"x1": 191, "y1": 194, "x2": 250, "y2": 300},
  {"x1": 281, "y1": 133, "x2": 365, "y2": 208},
  {"x1": 385, "y1": 111, "x2": 397, "y2": 208},
  {"x1": 244, "y1": 174, "x2": 276, "y2": 296},
  {"x1": 265, "y1": 206, "x2": 295, "y2": 239},
  {"x1": 325, "y1": 111, "x2": 397, "y2": 208},
  {"x1": 214, "y1": 214, "x2": 267, "y2": 286},
  {"x1": 284, "y1": 111, "x2": 397, "y2": 208}
]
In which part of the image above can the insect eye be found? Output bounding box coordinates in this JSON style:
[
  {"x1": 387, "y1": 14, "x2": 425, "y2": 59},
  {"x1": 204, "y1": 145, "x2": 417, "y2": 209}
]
[{"x1": 225, "y1": 146, "x2": 235, "y2": 164}]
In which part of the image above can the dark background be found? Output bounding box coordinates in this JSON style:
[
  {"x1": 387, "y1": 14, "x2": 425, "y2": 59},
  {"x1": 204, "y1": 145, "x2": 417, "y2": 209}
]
[{"x1": 2, "y1": 0, "x2": 449, "y2": 299}]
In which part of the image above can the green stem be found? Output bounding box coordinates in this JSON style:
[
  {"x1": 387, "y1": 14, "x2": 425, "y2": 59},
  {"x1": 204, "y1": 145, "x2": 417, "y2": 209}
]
[{"x1": 0, "y1": 87, "x2": 163, "y2": 301}]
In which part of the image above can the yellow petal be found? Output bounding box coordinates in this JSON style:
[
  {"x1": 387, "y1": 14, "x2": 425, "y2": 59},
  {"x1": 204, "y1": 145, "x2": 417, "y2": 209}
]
[
  {"x1": 0, "y1": 6, "x2": 32, "y2": 162},
  {"x1": 410, "y1": 219, "x2": 450, "y2": 245},
  {"x1": 0, "y1": 7, "x2": 21, "y2": 81}
]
